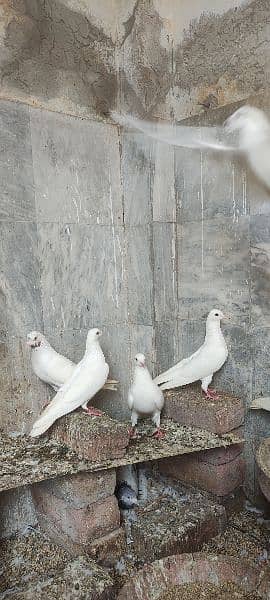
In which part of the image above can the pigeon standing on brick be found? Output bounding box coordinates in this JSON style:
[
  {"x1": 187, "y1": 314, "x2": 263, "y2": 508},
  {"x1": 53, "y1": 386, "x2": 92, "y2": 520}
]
[
  {"x1": 112, "y1": 106, "x2": 270, "y2": 191},
  {"x1": 128, "y1": 353, "x2": 164, "y2": 439},
  {"x1": 154, "y1": 309, "x2": 228, "y2": 399},
  {"x1": 27, "y1": 331, "x2": 118, "y2": 416},
  {"x1": 30, "y1": 328, "x2": 109, "y2": 437}
]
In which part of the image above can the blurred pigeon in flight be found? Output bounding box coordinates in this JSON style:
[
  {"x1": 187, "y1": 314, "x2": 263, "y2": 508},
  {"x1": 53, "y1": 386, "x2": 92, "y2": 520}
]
[{"x1": 112, "y1": 106, "x2": 270, "y2": 191}]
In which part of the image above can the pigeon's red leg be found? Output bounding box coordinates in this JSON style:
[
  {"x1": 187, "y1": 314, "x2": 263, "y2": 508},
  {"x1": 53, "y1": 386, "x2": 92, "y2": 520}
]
[
  {"x1": 203, "y1": 388, "x2": 220, "y2": 400},
  {"x1": 83, "y1": 406, "x2": 104, "y2": 416},
  {"x1": 152, "y1": 427, "x2": 165, "y2": 439}
]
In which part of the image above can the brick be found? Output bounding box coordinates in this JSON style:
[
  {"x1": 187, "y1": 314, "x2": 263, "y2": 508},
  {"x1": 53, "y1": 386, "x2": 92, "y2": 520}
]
[
  {"x1": 128, "y1": 496, "x2": 226, "y2": 563},
  {"x1": 51, "y1": 412, "x2": 129, "y2": 462},
  {"x1": 159, "y1": 452, "x2": 245, "y2": 496},
  {"x1": 196, "y1": 443, "x2": 243, "y2": 466},
  {"x1": 164, "y1": 384, "x2": 245, "y2": 434},
  {"x1": 258, "y1": 469, "x2": 270, "y2": 504},
  {"x1": 33, "y1": 471, "x2": 116, "y2": 509},
  {"x1": 256, "y1": 437, "x2": 270, "y2": 503},
  {"x1": 87, "y1": 528, "x2": 127, "y2": 567},
  {"x1": 118, "y1": 553, "x2": 263, "y2": 600},
  {"x1": 31, "y1": 482, "x2": 120, "y2": 551}
]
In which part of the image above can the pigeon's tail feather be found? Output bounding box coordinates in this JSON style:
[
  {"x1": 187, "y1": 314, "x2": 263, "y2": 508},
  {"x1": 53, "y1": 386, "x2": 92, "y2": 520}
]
[
  {"x1": 154, "y1": 365, "x2": 180, "y2": 385},
  {"x1": 104, "y1": 378, "x2": 119, "y2": 391},
  {"x1": 250, "y1": 397, "x2": 270, "y2": 411},
  {"x1": 159, "y1": 380, "x2": 183, "y2": 391},
  {"x1": 30, "y1": 396, "x2": 61, "y2": 437},
  {"x1": 104, "y1": 382, "x2": 118, "y2": 391},
  {"x1": 30, "y1": 412, "x2": 58, "y2": 437}
]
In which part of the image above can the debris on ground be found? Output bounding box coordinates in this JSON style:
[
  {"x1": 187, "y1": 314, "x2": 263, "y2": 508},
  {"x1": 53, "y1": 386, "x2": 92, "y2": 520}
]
[{"x1": 158, "y1": 581, "x2": 261, "y2": 600}]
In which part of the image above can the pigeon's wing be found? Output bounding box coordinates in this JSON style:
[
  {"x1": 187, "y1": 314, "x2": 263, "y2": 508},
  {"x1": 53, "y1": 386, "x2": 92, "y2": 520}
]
[
  {"x1": 111, "y1": 112, "x2": 237, "y2": 153},
  {"x1": 127, "y1": 390, "x2": 134, "y2": 410},
  {"x1": 154, "y1": 344, "x2": 204, "y2": 385},
  {"x1": 158, "y1": 344, "x2": 218, "y2": 391},
  {"x1": 153, "y1": 389, "x2": 164, "y2": 411},
  {"x1": 30, "y1": 357, "x2": 109, "y2": 437},
  {"x1": 250, "y1": 397, "x2": 270, "y2": 411},
  {"x1": 46, "y1": 350, "x2": 76, "y2": 388}
]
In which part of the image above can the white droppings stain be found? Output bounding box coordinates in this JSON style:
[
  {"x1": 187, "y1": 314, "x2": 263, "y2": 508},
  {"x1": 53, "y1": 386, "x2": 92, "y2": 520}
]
[
  {"x1": 109, "y1": 173, "x2": 119, "y2": 309},
  {"x1": 72, "y1": 198, "x2": 80, "y2": 223},
  {"x1": 242, "y1": 169, "x2": 247, "y2": 215},
  {"x1": 171, "y1": 234, "x2": 176, "y2": 298},
  {"x1": 232, "y1": 163, "x2": 239, "y2": 224},
  {"x1": 50, "y1": 297, "x2": 55, "y2": 312},
  {"x1": 117, "y1": 234, "x2": 124, "y2": 283},
  {"x1": 200, "y1": 151, "x2": 204, "y2": 274},
  {"x1": 60, "y1": 305, "x2": 66, "y2": 329},
  {"x1": 65, "y1": 225, "x2": 71, "y2": 236}
]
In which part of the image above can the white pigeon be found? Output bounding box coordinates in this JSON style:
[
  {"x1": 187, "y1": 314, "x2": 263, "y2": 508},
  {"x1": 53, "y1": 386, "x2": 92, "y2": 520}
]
[
  {"x1": 250, "y1": 397, "x2": 270, "y2": 411},
  {"x1": 27, "y1": 331, "x2": 118, "y2": 416},
  {"x1": 111, "y1": 106, "x2": 270, "y2": 191},
  {"x1": 154, "y1": 309, "x2": 228, "y2": 399},
  {"x1": 128, "y1": 353, "x2": 164, "y2": 439},
  {"x1": 30, "y1": 328, "x2": 109, "y2": 437}
]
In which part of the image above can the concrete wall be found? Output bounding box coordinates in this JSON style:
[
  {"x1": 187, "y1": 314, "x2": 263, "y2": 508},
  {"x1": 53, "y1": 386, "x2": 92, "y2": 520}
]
[{"x1": 0, "y1": 0, "x2": 270, "y2": 514}]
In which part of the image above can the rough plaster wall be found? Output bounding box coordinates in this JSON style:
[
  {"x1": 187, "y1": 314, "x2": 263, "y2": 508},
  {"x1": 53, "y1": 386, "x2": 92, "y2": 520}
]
[
  {"x1": 0, "y1": 0, "x2": 270, "y2": 533},
  {"x1": 0, "y1": 0, "x2": 269, "y2": 119}
]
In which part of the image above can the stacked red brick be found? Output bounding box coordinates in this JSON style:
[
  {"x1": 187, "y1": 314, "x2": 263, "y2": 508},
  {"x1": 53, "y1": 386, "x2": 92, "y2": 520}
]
[
  {"x1": 31, "y1": 413, "x2": 129, "y2": 563},
  {"x1": 159, "y1": 385, "x2": 245, "y2": 496}
]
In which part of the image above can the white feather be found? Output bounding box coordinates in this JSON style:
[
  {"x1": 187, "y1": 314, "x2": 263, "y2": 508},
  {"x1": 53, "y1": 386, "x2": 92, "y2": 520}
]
[
  {"x1": 112, "y1": 106, "x2": 270, "y2": 191},
  {"x1": 30, "y1": 329, "x2": 109, "y2": 437},
  {"x1": 128, "y1": 354, "x2": 164, "y2": 429},
  {"x1": 250, "y1": 397, "x2": 270, "y2": 411},
  {"x1": 154, "y1": 309, "x2": 228, "y2": 393},
  {"x1": 28, "y1": 331, "x2": 117, "y2": 391}
]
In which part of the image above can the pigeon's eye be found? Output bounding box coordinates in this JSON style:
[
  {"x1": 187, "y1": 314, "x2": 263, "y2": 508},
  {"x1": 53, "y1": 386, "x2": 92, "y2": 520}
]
[
  {"x1": 96, "y1": 331, "x2": 99, "y2": 336},
  {"x1": 215, "y1": 313, "x2": 219, "y2": 317},
  {"x1": 34, "y1": 336, "x2": 37, "y2": 340}
]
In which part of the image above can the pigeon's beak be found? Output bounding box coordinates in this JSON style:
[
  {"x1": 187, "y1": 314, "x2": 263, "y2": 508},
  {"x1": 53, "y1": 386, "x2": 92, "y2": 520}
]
[
  {"x1": 139, "y1": 360, "x2": 145, "y2": 368},
  {"x1": 26, "y1": 339, "x2": 34, "y2": 347}
]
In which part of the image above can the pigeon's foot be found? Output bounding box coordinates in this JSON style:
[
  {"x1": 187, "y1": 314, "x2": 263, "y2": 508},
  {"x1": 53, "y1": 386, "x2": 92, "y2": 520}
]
[
  {"x1": 128, "y1": 427, "x2": 137, "y2": 439},
  {"x1": 84, "y1": 406, "x2": 104, "y2": 417},
  {"x1": 203, "y1": 388, "x2": 220, "y2": 400},
  {"x1": 152, "y1": 428, "x2": 165, "y2": 439}
]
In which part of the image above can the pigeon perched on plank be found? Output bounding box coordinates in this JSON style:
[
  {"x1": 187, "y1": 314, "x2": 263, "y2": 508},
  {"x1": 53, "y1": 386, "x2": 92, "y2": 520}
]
[
  {"x1": 112, "y1": 106, "x2": 270, "y2": 191},
  {"x1": 27, "y1": 331, "x2": 118, "y2": 416},
  {"x1": 250, "y1": 397, "x2": 270, "y2": 411},
  {"x1": 115, "y1": 465, "x2": 138, "y2": 509},
  {"x1": 128, "y1": 353, "x2": 164, "y2": 439},
  {"x1": 154, "y1": 309, "x2": 228, "y2": 399},
  {"x1": 30, "y1": 328, "x2": 109, "y2": 437}
]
